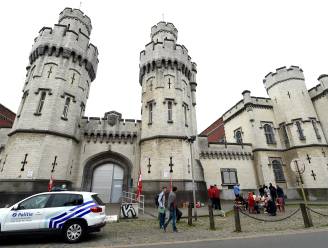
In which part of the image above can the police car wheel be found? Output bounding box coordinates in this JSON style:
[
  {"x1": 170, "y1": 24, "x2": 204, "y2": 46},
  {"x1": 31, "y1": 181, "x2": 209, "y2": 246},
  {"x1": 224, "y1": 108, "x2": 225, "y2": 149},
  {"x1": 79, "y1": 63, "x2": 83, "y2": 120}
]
[{"x1": 63, "y1": 222, "x2": 85, "y2": 243}]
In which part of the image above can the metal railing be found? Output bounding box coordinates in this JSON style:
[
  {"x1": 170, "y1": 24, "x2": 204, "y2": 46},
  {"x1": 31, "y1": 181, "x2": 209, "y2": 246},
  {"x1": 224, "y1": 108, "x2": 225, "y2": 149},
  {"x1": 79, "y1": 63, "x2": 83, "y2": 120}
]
[{"x1": 121, "y1": 191, "x2": 144, "y2": 214}]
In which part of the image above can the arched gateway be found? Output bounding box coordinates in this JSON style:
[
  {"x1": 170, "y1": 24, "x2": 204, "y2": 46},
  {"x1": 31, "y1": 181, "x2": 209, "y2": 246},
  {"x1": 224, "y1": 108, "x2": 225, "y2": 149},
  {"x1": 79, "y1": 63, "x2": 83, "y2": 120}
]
[{"x1": 81, "y1": 151, "x2": 132, "y2": 203}]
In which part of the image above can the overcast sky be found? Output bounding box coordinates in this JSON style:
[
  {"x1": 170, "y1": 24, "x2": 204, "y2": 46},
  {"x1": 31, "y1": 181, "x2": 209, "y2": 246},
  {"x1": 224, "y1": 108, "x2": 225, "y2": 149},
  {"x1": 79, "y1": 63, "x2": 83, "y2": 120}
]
[{"x1": 1, "y1": 0, "x2": 328, "y2": 132}]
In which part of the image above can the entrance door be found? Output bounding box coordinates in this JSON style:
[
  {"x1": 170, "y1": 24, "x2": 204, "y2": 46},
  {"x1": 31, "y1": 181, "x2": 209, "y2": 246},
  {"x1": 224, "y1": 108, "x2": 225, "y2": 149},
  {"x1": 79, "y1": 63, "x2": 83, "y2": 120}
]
[
  {"x1": 111, "y1": 166, "x2": 124, "y2": 203},
  {"x1": 91, "y1": 163, "x2": 124, "y2": 203}
]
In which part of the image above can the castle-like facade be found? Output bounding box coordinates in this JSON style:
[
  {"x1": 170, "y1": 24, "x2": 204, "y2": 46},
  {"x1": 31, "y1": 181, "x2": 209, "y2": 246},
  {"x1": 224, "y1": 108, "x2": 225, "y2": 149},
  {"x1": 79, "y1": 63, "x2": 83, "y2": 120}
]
[{"x1": 0, "y1": 8, "x2": 328, "y2": 205}]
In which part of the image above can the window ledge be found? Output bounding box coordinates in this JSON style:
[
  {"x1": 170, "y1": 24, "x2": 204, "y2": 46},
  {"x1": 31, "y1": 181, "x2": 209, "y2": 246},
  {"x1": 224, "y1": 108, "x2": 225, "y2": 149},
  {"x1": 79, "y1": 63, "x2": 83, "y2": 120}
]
[
  {"x1": 61, "y1": 116, "x2": 68, "y2": 121},
  {"x1": 34, "y1": 112, "x2": 41, "y2": 116}
]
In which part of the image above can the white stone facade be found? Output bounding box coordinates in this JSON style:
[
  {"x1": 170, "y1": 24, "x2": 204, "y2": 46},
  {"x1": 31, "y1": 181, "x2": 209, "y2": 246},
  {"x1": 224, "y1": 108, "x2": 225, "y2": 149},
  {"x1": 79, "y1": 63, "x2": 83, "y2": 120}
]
[
  {"x1": 1, "y1": 8, "x2": 328, "y2": 204},
  {"x1": 200, "y1": 66, "x2": 328, "y2": 200}
]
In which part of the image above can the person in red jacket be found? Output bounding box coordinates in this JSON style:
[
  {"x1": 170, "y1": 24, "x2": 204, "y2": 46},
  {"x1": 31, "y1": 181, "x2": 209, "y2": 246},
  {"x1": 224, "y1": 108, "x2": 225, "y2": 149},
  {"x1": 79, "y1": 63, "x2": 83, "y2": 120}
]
[
  {"x1": 208, "y1": 185, "x2": 214, "y2": 207},
  {"x1": 213, "y1": 184, "x2": 221, "y2": 210},
  {"x1": 248, "y1": 192, "x2": 255, "y2": 213}
]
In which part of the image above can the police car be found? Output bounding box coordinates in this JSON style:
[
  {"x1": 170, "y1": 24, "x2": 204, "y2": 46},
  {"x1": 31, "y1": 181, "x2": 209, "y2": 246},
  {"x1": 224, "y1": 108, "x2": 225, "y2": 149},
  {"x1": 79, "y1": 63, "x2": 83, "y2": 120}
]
[{"x1": 0, "y1": 191, "x2": 106, "y2": 243}]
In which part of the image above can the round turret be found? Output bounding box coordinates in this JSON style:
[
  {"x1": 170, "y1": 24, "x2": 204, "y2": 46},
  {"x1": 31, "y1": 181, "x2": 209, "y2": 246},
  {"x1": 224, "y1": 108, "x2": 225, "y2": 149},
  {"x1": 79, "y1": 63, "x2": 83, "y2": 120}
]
[
  {"x1": 318, "y1": 74, "x2": 328, "y2": 90},
  {"x1": 263, "y1": 66, "x2": 323, "y2": 147},
  {"x1": 59, "y1": 8, "x2": 92, "y2": 35},
  {"x1": 151, "y1": 21, "x2": 178, "y2": 43},
  {"x1": 2, "y1": 7, "x2": 98, "y2": 182}
]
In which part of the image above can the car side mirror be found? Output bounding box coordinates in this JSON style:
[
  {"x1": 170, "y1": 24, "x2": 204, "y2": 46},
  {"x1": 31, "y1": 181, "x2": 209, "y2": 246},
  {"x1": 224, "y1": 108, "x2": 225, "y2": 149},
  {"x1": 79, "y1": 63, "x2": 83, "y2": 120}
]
[{"x1": 11, "y1": 204, "x2": 19, "y2": 211}]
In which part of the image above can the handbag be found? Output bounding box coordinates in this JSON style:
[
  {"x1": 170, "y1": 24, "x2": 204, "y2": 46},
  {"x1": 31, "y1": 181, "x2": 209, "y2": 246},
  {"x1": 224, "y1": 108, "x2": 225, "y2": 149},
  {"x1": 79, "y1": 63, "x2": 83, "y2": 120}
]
[{"x1": 158, "y1": 207, "x2": 165, "y2": 214}]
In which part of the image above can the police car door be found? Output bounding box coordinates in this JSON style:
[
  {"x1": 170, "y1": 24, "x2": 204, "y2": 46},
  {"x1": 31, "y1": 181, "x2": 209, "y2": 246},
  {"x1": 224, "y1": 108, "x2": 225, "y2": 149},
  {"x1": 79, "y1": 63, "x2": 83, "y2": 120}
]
[
  {"x1": 43, "y1": 193, "x2": 85, "y2": 230},
  {"x1": 3, "y1": 194, "x2": 51, "y2": 231}
]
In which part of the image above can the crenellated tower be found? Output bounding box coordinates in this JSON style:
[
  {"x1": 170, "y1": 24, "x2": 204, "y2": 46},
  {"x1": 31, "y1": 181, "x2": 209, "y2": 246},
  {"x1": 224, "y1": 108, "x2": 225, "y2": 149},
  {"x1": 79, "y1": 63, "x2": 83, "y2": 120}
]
[
  {"x1": 0, "y1": 8, "x2": 98, "y2": 193},
  {"x1": 263, "y1": 66, "x2": 326, "y2": 148},
  {"x1": 139, "y1": 21, "x2": 205, "y2": 202}
]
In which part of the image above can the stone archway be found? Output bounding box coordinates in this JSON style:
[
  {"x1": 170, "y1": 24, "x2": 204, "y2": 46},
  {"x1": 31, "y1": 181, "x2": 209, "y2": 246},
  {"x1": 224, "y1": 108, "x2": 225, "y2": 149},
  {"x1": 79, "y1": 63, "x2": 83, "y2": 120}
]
[{"x1": 81, "y1": 151, "x2": 132, "y2": 202}]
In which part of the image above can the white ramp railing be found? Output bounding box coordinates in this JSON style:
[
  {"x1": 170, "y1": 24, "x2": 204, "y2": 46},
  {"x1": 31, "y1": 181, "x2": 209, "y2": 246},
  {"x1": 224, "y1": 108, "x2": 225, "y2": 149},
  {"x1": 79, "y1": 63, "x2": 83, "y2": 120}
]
[{"x1": 121, "y1": 191, "x2": 144, "y2": 214}]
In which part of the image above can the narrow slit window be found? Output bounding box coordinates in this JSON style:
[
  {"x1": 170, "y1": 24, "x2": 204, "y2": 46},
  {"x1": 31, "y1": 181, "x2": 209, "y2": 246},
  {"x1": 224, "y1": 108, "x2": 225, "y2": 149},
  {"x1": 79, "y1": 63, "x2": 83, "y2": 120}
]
[
  {"x1": 168, "y1": 101, "x2": 173, "y2": 122},
  {"x1": 36, "y1": 91, "x2": 46, "y2": 114},
  {"x1": 296, "y1": 121, "x2": 305, "y2": 140},
  {"x1": 18, "y1": 92, "x2": 28, "y2": 117},
  {"x1": 312, "y1": 120, "x2": 321, "y2": 140},
  {"x1": 184, "y1": 104, "x2": 188, "y2": 126},
  {"x1": 148, "y1": 103, "x2": 153, "y2": 124},
  {"x1": 62, "y1": 97, "x2": 71, "y2": 119}
]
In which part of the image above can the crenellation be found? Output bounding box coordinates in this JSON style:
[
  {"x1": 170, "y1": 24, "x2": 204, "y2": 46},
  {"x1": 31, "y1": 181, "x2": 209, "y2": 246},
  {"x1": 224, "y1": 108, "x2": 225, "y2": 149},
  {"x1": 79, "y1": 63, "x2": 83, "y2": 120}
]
[
  {"x1": 59, "y1": 8, "x2": 92, "y2": 35},
  {"x1": 264, "y1": 65, "x2": 304, "y2": 92}
]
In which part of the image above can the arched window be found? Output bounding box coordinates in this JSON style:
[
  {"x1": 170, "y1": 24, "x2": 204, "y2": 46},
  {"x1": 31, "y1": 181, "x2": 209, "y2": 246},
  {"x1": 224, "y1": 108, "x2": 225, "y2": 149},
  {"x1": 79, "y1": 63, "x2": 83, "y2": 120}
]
[
  {"x1": 264, "y1": 124, "x2": 275, "y2": 144},
  {"x1": 272, "y1": 160, "x2": 285, "y2": 182},
  {"x1": 235, "y1": 130, "x2": 243, "y2": 144}
]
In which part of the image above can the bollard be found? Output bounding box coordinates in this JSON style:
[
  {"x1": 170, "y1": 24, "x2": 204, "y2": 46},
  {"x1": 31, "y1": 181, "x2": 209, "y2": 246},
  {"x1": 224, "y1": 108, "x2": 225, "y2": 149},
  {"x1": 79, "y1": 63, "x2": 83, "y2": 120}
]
[
  {"x1": 300, "y1": 203, "x2": 313, "y2": 228},
  {"x1": 188, "y1": 203, "x2": 193, "y2": 226},
  {"x1": 208, "y1": 205, "x2": 215, "y2": 230},
  {"x1": 234, "y1": 206, "x2": 241, "y2": 232}
]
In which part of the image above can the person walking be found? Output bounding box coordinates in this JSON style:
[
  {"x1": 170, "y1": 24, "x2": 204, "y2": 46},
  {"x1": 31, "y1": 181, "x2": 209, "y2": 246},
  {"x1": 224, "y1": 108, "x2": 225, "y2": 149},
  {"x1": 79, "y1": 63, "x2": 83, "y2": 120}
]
[
  {"x1": 158, "y1": 186, "x2": 167, "y2": 229},
  {"x1": 164, "y1": 186, "x2": 178, "y2": 232},
  {"x1": 276, "y1": 185, "x2": 285, "y2": 212}
]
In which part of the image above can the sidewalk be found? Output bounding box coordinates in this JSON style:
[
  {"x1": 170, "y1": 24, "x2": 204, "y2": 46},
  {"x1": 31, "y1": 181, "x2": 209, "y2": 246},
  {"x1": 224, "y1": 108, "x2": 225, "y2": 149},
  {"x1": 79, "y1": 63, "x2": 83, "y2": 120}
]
[
  {"x1": 285, "y1": 200, "x2": 328, "y2": 206},
  {"x1": 105, "y1": 200, "x2": 235, "y2": 220}
]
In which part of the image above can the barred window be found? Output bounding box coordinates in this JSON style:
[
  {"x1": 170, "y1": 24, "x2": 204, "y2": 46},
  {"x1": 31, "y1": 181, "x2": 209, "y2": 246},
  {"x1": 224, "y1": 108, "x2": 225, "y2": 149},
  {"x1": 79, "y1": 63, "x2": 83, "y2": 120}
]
[
  {"x1": 296, "y1": 121, "x2": 305, "y2": 140},
  {"x1": 281, "y1": 124, "x2": 290, "y2": 148},
  {"x1": 235, "y1": 130, "x2": 243, "y2": 144},
  {"x1": 312, "y1": 120, "x2": 321, "y2": 140},
  {"x1": 36, "y1": 91, "x2": 46, "y2": 114},
  {"x1": 264, "y1": 124, "x2": 276, "y2": 144},
  {"x1": 221, "y1": 168, "x2": 238, "y2": 185},
  {"x1": 272, "y1": 160, "x2": 285, "y2": 182},
  {"x1": 62, "y1": 97, "x2": 71, "y2": 119}
]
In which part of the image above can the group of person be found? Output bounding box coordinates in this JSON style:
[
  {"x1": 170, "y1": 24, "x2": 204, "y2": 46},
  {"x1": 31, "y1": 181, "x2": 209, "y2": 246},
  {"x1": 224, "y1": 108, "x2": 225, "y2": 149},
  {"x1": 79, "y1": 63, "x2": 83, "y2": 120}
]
[
  {"x1": 207, "y1": 185, "x2": 221, "y2": 210},
  {"x1": 157, "y1": 186, "x2": 180, "y2": 232},
  {"x1": 234, "y1": 183, "x2": 285, "y2": 216}
]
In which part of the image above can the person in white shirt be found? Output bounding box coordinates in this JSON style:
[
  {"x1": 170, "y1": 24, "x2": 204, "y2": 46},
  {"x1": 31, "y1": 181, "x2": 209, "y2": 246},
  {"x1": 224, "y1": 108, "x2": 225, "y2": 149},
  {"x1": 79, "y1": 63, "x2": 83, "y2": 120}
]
[{"x1": 158, "y1": 186, "x2": 167, "y2": 229}]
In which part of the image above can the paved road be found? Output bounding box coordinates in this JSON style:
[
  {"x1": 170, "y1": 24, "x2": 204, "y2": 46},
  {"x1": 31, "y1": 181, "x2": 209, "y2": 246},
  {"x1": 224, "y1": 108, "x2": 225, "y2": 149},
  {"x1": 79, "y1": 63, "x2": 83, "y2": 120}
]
[
  {"x1": 127, "y1": 230, "x2": 328, "y2": 248},
  {"x1": 1, "y1": 229, "x2": 327, "y2": 248}
]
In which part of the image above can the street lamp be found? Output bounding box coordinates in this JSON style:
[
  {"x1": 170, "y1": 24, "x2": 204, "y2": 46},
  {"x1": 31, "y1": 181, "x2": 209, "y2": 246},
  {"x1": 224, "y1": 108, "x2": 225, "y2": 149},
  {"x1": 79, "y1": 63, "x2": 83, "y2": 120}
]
[{"x1": 186, "y1": 135, "x2": 197, "y2": 221}]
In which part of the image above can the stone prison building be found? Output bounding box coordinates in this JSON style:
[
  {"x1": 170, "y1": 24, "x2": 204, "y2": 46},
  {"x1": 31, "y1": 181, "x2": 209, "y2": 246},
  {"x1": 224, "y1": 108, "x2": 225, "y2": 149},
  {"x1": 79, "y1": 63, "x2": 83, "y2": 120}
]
[{"x1": 1, "y1": 7, "x2": 328, "y2": 206}]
